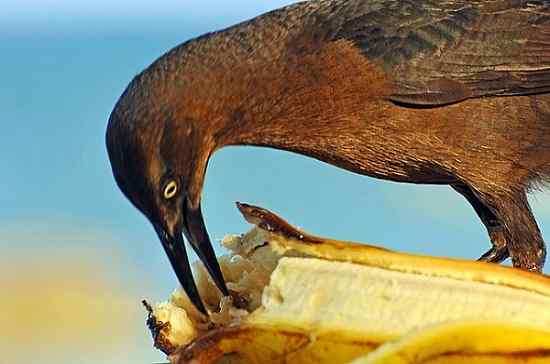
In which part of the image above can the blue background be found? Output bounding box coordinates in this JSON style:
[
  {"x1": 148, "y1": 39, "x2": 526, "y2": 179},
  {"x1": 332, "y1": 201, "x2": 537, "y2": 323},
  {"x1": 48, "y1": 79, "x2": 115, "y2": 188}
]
[{"x1": 2, "y1": 1, "x2": 550, "y2": 363}]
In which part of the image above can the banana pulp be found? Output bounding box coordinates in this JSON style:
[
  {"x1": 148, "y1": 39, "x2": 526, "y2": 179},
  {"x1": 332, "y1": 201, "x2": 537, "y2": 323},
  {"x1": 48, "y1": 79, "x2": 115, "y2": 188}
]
[{"x1": 146, "y1": 203, "x2": 550, "y2": 364}]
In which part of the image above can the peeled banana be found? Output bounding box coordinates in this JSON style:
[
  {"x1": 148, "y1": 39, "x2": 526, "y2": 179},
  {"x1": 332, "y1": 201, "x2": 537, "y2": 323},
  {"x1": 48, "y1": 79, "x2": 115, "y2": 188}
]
[{"x1": 145, "y1": 203, "x2": 550, "y2": 364}]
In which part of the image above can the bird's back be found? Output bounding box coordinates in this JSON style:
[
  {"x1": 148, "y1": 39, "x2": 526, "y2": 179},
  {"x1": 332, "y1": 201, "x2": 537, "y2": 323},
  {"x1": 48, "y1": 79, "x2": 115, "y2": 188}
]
[{"x1": 127, "y1": 0, "x2": 550, "y2": 116}]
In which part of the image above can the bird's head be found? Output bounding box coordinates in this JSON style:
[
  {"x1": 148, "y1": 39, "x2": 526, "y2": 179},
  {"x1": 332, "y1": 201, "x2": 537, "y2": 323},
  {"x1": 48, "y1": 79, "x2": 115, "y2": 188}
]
[{"x1": 105, "y1": 71, "x2": 228, "y2": 315}]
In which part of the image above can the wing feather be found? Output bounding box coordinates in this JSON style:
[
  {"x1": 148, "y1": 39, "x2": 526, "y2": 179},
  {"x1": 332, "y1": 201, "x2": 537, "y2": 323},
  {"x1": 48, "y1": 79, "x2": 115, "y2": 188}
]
[{"x1": 326, "y1": 0, "x2": 550, "y2": 105}]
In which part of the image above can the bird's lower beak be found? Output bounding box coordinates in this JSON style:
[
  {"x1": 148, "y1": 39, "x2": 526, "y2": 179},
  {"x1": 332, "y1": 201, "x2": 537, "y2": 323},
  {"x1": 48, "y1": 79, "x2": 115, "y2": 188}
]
[
  {"x1": 153, "y1": 201, "x2": 228, "y2": 316},
  {"x1": 183, "y1": 202, "x2": 229, "y2": 298}
]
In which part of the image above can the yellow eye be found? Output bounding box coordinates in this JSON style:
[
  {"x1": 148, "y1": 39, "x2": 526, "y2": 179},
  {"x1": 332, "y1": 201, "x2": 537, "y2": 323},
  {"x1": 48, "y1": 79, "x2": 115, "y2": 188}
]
[{"x1": 163, "y1": 180, "x2": 178, "y2": 199}]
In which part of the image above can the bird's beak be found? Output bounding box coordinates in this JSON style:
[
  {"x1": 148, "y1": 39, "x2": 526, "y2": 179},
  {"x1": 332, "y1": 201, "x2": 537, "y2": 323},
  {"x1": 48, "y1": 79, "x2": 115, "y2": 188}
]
[
  {"x1": 153, "y1": 223, "x2": 208, "y2": 315},
  {"x1": 153, "y1": 200, "x2": 229, "y2": 316}
]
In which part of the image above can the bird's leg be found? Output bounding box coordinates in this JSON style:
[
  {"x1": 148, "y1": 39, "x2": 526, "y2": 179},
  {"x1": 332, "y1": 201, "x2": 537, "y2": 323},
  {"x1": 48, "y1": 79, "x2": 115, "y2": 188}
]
[
  {"x1": 482, "y1": 191, "x2": 546, "y2": 272},
  {"x1": 451, "y1": 183, "x2": 509, "y2": 263}
]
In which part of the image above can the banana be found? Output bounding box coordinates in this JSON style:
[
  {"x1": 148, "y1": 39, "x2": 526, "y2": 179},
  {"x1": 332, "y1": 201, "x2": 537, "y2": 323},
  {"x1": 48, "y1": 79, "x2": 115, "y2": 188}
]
[{"x1": 146, "y1": 203, "x2": 550, "y2": 364}]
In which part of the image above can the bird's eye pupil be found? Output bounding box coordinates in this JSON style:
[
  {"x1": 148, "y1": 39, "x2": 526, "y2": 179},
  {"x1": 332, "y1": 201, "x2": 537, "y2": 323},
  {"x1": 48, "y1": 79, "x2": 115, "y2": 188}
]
[{"x1": 163, "y1": 180, "x2": 178, "y2": 199}]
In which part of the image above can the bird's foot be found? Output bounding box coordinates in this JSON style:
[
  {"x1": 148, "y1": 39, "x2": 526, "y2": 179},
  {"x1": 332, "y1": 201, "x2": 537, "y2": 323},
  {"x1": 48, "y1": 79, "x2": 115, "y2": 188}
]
[
  {"x1": 478, "y1": 226, "x2": 509, "y2": 263},
  {"x1": 478, "y1": 246, "x2": 509, "y2": 263}
]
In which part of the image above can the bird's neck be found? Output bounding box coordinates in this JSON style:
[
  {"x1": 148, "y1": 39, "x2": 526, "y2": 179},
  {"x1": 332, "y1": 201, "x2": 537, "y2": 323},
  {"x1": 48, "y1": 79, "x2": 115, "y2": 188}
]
[{"x1": 190, "y1": 40, "x2": 393, "y2": 159}]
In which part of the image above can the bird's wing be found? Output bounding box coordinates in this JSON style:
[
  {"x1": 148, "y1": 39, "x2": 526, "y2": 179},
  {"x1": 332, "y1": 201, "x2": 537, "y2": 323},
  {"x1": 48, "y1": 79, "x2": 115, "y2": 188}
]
[{"x1": 329, "y1": 0, "x2": 550, "y2": 105}]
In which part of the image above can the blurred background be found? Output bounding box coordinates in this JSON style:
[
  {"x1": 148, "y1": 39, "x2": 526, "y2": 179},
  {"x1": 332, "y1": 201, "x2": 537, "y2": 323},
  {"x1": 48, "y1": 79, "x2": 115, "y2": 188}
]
[{"x1": 2, "y1": 1, "x2": 550, "y2": 363}]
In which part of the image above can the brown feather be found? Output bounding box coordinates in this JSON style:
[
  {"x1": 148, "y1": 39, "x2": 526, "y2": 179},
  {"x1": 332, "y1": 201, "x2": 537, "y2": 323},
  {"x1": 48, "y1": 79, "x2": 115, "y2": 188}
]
[{"x1": 107, "y1": 0, "x2": 550, "y2": 273}]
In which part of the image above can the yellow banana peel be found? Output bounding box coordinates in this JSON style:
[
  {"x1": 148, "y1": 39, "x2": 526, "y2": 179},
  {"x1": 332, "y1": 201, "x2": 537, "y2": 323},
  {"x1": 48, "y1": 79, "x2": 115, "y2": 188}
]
[
  {"x1": 352, "y1": 321, "x2": 550, "y2": 364},
  {"x1": 145, "y1": 203, "x2": 550, "y2": 364}
]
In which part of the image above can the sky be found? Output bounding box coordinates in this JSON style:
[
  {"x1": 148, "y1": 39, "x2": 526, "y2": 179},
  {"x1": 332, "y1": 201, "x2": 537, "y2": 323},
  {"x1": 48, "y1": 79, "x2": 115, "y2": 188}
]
[{"x1": 2, "y1": 1, "x2": 550, "y2": 363}]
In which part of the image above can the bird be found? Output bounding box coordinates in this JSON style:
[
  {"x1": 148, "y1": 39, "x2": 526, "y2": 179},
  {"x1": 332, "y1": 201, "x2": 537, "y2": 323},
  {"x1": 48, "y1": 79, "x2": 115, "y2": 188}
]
[{"x1": 106, "y1": 0, "x2": 550, "y2": 315}]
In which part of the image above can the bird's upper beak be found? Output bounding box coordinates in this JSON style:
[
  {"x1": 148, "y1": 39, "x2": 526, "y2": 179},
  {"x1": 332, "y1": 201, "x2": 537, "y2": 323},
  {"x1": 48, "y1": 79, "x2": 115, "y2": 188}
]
[{"x1": 153, "y1": 200, "x2": 228, "y2": 315}]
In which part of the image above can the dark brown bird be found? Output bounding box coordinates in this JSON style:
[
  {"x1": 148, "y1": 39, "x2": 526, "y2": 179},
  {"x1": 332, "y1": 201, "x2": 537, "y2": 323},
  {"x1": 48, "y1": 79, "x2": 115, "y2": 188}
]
[{"x1": 106, "y1": 0, "x2": 550, "y2": 314}]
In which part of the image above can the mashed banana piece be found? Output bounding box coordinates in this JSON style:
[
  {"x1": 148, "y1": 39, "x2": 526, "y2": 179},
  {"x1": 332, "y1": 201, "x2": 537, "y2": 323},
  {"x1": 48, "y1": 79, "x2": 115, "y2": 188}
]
[
  {"x1": 146, "y1": 301, "x2": 197, "y2": 354},
  {"x1": 148, "y1": 228, "x2": 283, "y2": 353}
]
